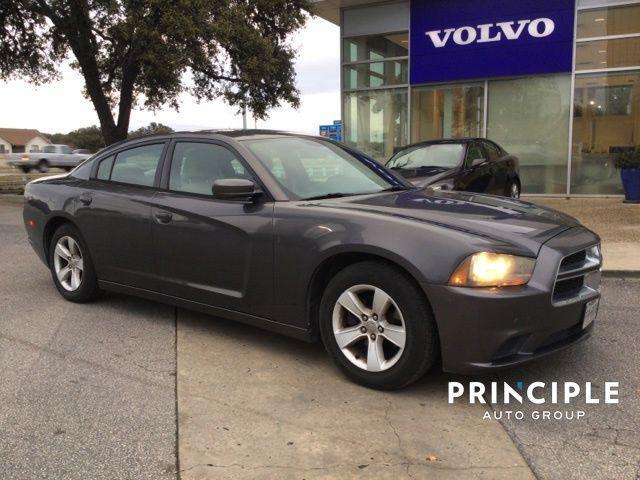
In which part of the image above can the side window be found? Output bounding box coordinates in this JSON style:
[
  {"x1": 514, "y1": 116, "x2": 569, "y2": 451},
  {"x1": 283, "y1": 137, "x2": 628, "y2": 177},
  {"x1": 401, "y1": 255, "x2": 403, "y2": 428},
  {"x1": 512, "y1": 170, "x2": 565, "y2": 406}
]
[
  {"x1": 110, "y1": 144, "x2": 164, "y2": 187},
  {"x1": 96, "y1": 155, "x2": 115, "y2": 180},
  {"x1": 482, "y1": 141, "x2": 501, "y2": 162},
  {"x1": 466, "y1": 143, "x2": 484, "y2": 166},
  {"x1": 61, "y1": 146, "x2": 73, "y2": 154},
  {"x1": 169, "y1": 142, "x2": 253, "y2": 196}
]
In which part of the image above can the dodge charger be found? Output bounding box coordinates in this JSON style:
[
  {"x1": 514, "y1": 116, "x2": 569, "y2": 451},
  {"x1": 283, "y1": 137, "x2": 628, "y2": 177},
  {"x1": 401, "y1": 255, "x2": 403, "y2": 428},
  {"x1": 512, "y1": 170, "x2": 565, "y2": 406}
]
[{"x1": 22, "y1": 131, "x2": 602, "y2": 390}]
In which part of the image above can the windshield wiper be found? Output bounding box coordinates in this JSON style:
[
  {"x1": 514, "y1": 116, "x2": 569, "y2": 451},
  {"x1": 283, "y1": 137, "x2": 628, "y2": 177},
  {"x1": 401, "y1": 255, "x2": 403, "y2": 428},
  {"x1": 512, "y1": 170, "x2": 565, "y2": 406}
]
[
  {"x1": 304, "y1": 186, "x2": 409, "y2": 201},
  {"x1": 380, "y1": 185, "x2": 410, "y2": 192},
  {"x1": 303, "y1": 192, "x2": 350, "y2": 201}
]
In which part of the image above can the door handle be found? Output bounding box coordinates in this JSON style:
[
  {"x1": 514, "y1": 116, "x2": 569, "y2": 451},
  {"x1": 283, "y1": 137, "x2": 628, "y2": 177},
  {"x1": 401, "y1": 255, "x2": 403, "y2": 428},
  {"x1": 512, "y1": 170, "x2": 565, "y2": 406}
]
[
  {"x1": 79, "y1": 193, "x2": 93, "y2": 205},
  {"x1": 154, "y1": 211, "x2": 173, "y2": 224}
]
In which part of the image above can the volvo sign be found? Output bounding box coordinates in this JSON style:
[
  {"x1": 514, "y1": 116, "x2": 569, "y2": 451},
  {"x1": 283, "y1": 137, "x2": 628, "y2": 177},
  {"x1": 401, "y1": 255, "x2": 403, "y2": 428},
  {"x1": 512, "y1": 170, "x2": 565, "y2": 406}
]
[
  {"x1": 410, "y1": 0, "x2": 575, "y2": 84},
  {"x1": 426, "y1": 18, "x2": 556, "y2": 48}
]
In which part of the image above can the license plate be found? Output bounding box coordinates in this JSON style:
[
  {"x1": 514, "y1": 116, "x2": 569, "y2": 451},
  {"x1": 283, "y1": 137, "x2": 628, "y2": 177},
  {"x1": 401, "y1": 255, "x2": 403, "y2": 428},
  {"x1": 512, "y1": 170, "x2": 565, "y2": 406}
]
[{"x1": 582, "y1": 299, "x2": 599, "y2": 329}]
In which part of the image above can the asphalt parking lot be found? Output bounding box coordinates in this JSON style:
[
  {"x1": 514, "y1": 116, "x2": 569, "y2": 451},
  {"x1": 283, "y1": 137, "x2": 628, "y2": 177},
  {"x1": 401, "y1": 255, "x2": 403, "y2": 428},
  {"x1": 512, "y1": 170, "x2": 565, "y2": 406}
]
[
  {"x1": 0, "y1": 196, "x2": 177, "y2": 479},
  {"x1": 1, "y1": 195, "x2": 638, "y2": 479}
]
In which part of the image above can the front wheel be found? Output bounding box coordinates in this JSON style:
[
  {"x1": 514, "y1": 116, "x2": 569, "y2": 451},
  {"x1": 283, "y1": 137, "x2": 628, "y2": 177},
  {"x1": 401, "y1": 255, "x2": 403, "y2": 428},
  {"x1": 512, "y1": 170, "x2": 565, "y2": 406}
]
[
  {"x1": 37, "y1": 159, "x2": 49, "y2": 173},
  {"x1": 49, "y1": 223, "x2": 101, "y2": 303},
  {"x1": 507, "y1": 179, "x2": 521, "y2": 199},
  {"x1": 319, "y1": 261, "x2": 438, "y2": 390}
]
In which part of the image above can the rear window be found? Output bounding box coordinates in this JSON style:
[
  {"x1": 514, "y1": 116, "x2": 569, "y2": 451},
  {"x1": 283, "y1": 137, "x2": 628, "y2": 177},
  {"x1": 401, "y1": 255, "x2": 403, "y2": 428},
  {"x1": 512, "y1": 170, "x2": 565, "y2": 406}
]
[
  {"x1": 95, "y1": 144, "x2": 165, "y2": 187},
  {"x1": 96, "y1": 155, "x2": 115, "y2": 180},
  {"x1": 387, "y1": 144, "x2": 465, "y2": 170}
]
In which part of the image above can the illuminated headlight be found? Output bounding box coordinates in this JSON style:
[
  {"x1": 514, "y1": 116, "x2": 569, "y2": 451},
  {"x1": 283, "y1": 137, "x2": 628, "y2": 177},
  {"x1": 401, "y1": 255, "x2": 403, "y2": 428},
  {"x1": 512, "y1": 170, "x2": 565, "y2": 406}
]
[{"x1": 449, "y1": 252, "x2": 536, "y2": 287}]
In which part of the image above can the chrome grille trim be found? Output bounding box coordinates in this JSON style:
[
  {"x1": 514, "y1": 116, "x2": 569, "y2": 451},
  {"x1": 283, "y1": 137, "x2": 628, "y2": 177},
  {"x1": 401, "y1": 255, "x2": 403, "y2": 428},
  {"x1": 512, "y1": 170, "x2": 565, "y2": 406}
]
[{"x1": 552, "y1": 244, "x2": 602, "y2": 306}]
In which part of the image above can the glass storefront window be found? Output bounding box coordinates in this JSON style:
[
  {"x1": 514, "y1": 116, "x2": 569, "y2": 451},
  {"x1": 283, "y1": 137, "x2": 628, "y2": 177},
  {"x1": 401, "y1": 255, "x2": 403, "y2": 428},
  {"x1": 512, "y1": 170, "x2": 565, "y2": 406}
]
[
  {"x1": 410, "y1": 84, "x2": 484, "y2": 143},
  {"x1": 343, "y1": 60, "x2": 408, "y2": 90},
  {"x1": 343, "y1": 33, "x2": 408, "y2": 62},
  {"x1": 344, "y1": 89, "x2": 408, "y2": 161},
  {"x1": 577, "y1": 4, "x2": 640, "y2": 38},
  {"x1": 576, "y1": 37, "x2": 640, "y2": 71},
  {"x1": 571, "y1": 71, "x2": 640, "y2": 194},
  {"x1": 487, "y1": 75, "x2": 572, "y2": 194}
]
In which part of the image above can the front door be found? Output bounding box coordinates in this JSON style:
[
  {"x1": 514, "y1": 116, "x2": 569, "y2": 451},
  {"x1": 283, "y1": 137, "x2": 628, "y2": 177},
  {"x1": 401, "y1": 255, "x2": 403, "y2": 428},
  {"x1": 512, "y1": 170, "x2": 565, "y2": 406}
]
[
  {"x1": 150, "y1": 140, "x2": 274, "y2": 318},
  {"x1": 457, "y1": 141, "x2": 493, "y2": 193}
]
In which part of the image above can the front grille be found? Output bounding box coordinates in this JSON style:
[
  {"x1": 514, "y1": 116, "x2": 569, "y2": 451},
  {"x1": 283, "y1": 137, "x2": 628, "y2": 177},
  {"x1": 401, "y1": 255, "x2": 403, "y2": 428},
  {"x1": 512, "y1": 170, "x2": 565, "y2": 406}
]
[{"x1": 552, "y1": 245, "x2": 601, "y2": 305}]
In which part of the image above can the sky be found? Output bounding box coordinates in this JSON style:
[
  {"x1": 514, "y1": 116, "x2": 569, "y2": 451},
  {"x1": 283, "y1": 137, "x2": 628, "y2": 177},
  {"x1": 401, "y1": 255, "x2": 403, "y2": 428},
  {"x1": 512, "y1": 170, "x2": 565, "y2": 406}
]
[{"x1": 0, "y1": 16, "x2": 340, "y2": 136}]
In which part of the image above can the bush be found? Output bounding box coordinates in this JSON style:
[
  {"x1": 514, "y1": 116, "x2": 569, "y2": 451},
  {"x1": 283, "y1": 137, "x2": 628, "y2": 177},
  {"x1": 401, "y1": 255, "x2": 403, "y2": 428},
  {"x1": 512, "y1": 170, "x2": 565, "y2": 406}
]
[{"x1": 615, "y1": 147, "x2": 640, "y2": 170}]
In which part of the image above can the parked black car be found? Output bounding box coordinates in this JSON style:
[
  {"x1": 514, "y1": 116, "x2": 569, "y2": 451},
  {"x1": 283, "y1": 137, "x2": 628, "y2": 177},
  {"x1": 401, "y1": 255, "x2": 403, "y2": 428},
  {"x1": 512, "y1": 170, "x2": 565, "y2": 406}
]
[
  {"x1": 23, "y1": 131, "x2": 601, "y2": 390},
  {"x1": 387, "y1": 138, "x2": 521, "y2": 198}
]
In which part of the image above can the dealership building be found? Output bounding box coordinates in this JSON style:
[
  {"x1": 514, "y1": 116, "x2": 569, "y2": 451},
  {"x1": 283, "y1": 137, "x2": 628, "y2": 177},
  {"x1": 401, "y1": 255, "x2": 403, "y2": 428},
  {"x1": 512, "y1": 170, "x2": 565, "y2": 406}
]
[{"x1": 312, "y1": 0, "x2": 640, "y2": 195}]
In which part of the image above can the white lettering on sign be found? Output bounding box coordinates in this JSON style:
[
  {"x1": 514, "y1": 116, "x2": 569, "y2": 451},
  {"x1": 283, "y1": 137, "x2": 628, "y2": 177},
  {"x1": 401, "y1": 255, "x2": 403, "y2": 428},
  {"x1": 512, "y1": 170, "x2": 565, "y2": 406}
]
[{"x1": 426, "y1": 18, "x2": 556, "y2": 48}]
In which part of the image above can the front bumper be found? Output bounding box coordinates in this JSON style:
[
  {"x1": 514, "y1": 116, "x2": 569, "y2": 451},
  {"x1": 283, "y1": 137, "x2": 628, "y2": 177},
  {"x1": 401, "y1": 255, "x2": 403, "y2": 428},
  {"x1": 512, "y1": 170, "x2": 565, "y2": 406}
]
[{"x1": 423, "y1": 227, "x2": 601, "y2": 374}]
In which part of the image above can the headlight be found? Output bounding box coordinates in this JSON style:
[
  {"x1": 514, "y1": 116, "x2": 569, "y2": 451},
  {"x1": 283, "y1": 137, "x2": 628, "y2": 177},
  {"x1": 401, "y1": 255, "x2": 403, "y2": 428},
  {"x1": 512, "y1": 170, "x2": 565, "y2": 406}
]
[{"x1": 449, "y1": 252, "x2": 536, "y2": 287}]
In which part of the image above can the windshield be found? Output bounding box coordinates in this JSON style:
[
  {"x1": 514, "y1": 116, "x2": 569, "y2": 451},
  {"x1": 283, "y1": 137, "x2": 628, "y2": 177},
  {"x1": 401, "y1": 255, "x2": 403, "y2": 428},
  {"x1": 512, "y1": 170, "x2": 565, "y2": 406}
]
[
  {"x1": 244, "y1": 137, "x2": 400, "y2": 200},
  {"x1": 387, "y1": 143, "x2": 465, "y2": 170}
]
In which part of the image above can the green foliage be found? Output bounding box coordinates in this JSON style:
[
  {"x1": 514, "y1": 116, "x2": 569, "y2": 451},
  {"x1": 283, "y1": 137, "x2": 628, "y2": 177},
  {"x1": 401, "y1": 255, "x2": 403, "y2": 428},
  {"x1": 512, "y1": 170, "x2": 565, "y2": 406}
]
[
  {"x1": 45, "y1": 126, "x2": 106, "y2": 152},
  {"x1": 128, "y1": 122, "x2": 174, "y2": 139},
  {"x1": 614, "y1": 147, "x2": 640, "y2": 170},
  {"x1": 0, "y1": 0, "x2": 311, "y2": 144}
]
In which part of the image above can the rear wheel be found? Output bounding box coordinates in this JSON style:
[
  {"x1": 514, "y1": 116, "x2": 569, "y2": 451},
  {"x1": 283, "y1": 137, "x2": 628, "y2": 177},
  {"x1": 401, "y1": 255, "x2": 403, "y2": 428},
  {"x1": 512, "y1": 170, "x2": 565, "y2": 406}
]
[
  {"x1": 49, "y1": 223, "x2": 101, "y2": 303},
  {"x1": 20, "y1": 166, "x2": 31, "y2": 173},
  {"x1": 319, "y1": 261, "x2": 438, "y2": 390},
  {"x1": 37, "y1": 159, "x2": 49, "y2": 173}
]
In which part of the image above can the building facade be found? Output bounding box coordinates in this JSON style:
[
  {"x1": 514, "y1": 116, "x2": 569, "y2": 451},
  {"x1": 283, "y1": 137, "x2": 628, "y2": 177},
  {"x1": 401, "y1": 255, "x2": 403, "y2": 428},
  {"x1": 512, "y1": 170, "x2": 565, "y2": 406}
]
[
  {"x1": 0, "y1": 128, "x2": 51, "y2": 154},
  {"x1": 313, "y1": 0, "x2": 640, "y2": 195}
]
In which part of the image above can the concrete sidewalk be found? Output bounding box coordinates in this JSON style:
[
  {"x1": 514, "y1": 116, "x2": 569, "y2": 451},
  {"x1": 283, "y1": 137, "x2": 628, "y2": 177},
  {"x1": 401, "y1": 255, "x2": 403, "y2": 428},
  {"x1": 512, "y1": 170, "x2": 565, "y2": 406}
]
[
  {"x1": 523, "y1": 197, "x2": 640, "y2": 273},
  {"x1": 176, "y1": 310, "x2": 534, "y2": 480}
]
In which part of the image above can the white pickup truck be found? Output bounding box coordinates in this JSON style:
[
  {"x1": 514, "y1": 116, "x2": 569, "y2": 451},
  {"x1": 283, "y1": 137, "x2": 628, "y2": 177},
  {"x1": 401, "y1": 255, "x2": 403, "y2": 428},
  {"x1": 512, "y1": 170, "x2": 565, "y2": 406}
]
[{"x1": 7, "y1": 144, "x2": 92, "y2": 173}]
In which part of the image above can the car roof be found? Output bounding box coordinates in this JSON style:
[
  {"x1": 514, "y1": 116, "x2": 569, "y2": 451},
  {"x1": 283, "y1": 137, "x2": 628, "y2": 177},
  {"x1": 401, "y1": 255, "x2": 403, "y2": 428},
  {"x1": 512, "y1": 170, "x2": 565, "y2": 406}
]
[
  {"x1": 197, "y1": 129, "x2": 308, "y2": 140},
  {"x1": 404, "y1": 138, "x2": 481, "y2": 147},
  {"x1": 89, "y1": 129, "x2": 333, "y2": 159}
]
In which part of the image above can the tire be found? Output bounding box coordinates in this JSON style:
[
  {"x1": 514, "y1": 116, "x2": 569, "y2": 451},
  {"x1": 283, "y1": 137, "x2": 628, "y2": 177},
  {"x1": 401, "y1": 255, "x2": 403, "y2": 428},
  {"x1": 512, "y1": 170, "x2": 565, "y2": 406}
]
[
  {"x1": 319, "y1": 261, "x2": 438, "y2": 390},
  {"x1": 20, "y1": 166, "x2": 31, "y2": 173},
  {"x1": 37, "y1": 159, "x2": 49, "y2": 173},
  {"x1": 506, "y1": 178, "x2": 521, "y2": 199},
  {"x1": 48, "y1": 223, "x2": 101, "y2": 303}
]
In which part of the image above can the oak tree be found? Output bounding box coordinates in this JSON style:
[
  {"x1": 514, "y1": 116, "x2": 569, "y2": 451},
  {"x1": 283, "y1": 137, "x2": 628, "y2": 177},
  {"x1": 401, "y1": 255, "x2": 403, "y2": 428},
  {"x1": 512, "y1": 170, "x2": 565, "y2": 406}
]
[{"x1": 0, "y1": 0, "x2": 310, "y2": 144}]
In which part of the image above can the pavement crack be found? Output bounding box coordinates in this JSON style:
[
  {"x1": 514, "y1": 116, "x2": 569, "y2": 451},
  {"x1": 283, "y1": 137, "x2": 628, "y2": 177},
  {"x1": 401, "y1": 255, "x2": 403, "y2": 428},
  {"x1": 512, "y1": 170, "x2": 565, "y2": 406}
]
[{"x1": 384, "y1": 397, "x2": 416, "y2": 479}]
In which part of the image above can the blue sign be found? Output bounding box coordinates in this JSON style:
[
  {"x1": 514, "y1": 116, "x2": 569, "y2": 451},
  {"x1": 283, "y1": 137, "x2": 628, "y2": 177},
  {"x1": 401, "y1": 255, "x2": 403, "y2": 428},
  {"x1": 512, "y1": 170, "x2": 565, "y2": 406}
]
[
  {"x1": 410, "y1": 0, "x2": 575, "y2": 84},
  {"x1": 319, "y1": 121, "x2": 343, "y2": 142}
]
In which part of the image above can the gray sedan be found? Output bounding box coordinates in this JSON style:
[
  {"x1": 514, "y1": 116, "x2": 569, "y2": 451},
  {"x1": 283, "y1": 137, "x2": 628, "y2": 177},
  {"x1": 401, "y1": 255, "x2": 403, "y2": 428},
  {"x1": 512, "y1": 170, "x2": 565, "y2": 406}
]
[{"x1": 22, "y1": 130, "x2": 602, "y2": 389}]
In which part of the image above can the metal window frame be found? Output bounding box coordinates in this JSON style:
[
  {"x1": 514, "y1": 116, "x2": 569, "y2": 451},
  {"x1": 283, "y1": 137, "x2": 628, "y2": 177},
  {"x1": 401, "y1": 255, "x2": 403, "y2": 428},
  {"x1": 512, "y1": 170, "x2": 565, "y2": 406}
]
[
  {"x1": 568, "y1": 0, "x2": 640, "y2": 196},
  {"x1": 341, "y1": 25, "x2": 411, "y2": 150}
]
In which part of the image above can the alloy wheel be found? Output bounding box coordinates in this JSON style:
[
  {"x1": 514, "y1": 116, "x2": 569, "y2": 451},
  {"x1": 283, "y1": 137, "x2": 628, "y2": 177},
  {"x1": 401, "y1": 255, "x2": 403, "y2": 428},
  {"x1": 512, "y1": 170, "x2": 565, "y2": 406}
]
[
  {"x1": 332, "y1": 284, "x2": 406, "y2": 372},
  {"x1": 53, "y1": 236, "x2": 84, "y2": 291}
]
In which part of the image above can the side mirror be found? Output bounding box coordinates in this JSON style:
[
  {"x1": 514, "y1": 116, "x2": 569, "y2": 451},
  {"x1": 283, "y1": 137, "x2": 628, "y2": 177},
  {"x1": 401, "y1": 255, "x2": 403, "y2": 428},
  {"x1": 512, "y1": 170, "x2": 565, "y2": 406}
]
[
  {"x1": 212, "y1": 178, "x2": 260, "y2": 201},
  {"x1": 471, "y1": 158, "x2": 488, "y2": 167}
]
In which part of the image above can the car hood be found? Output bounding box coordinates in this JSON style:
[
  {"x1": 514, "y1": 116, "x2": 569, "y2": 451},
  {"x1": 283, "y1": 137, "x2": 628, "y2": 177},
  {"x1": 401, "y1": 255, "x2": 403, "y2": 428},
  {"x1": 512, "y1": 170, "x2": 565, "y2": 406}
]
[{"x1": 308, "y1": 188, "x2": 581, "y2": 255}]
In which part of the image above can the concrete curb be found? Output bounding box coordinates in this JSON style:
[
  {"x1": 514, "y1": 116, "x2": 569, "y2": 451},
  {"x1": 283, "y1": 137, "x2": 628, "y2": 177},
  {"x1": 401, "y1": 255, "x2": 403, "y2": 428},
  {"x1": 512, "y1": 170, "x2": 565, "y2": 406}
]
[{"x1": 601, "y1": 270, "x2": 640, "y2": 278}]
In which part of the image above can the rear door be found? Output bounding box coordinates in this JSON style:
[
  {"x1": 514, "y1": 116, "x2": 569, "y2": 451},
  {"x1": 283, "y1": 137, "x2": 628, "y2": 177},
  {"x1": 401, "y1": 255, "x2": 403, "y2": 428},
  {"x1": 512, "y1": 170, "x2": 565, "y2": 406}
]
[
  {"x1": 150, "y1": 139, "x2": 274, "y2": 317},
  {"x1": 74, "y1": 141, "x2": 168, "y2": 289}
]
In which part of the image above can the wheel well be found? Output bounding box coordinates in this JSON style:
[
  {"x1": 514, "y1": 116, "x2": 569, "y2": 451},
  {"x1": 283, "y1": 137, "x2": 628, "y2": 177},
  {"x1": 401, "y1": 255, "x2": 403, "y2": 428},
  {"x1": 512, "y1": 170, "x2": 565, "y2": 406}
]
[
  {"x1": 43, "y1": 217, "x2": 74, "y2": 260},
  {"x1": 306, "y1": 252, "x2": 434, "y2": 341}
]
